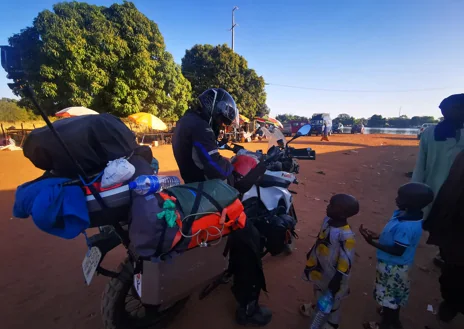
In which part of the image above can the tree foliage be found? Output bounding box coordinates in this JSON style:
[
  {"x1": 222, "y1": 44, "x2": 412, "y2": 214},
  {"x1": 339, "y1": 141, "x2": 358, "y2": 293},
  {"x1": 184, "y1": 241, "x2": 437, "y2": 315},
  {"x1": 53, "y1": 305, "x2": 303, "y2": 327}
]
[
  {"x1": 8, "y1": 1, "x2": 191, "y2": 120},
  {"x1": 333, "y1": 113, "x2": 355, "y2": 126},
  {"x1": 409, "y1": 116, "x2": 438, "y2": 127},
  {"x1": 387, "y1": 115, "x2": 410, "y2": 128},
  {"x1": 256, "y1": 104, "x2": 271, "y2": 118},
  {"x1": 181, "y1": 44, "x2": 266, "y2": 119},
  {"x1": 275, "y1": 113, "x2": 309, "y2": 123},
  {"x1": 354, "y1": 118, "x2": 367, "y2": 125},
  {"x1": 0, "y1": 98, "x2": 36, "y2": 122},
  {"x1": 275, "y1": 112, "x2": 437, "y2": 128},
  {"x1": 368, "y1": 114, "x2": 387, "y2": 127}
]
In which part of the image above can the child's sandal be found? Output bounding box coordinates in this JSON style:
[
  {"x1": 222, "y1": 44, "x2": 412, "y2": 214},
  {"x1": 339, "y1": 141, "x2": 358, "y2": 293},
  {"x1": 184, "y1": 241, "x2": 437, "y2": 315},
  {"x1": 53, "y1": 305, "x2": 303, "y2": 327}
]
[{"x1": 299, "y1": 303, "x2": 314, "y2": 317}]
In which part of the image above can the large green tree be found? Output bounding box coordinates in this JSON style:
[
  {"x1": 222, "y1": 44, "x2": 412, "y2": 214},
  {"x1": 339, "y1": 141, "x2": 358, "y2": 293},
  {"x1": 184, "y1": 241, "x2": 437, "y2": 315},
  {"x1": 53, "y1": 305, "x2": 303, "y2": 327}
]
[
  {"x1": 8, "y1": 1, "x2": 191, "y2": 119},
  {"x1": 181, "y1": 44, "x2": 266, "y2": 119}
]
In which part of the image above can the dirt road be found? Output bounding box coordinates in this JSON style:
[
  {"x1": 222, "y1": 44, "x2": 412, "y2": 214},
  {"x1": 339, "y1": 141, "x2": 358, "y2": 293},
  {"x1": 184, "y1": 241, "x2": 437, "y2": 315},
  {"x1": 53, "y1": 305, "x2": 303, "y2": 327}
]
[{"x1": 0, "y1": 134, "x2": 461, "y2": 329}]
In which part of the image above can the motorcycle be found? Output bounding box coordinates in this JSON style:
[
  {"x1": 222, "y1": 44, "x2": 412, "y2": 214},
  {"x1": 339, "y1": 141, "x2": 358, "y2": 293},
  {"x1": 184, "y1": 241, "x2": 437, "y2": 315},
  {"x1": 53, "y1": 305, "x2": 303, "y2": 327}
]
[
  {"x1": 1, "y1": 45, "x2": 319, "y2": 329},
  {"x1": 222, "y1": 124, "x2": 315, "y2": 256},
  {"x1": 87, "y1": 124, "x2": 316, "y2": 329}
]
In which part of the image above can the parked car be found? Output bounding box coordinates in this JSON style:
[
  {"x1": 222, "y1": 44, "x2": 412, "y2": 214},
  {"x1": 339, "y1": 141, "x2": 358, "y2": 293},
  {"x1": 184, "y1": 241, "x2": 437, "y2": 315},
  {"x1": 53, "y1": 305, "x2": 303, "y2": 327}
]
[
  {"x1": 310, "y1": 113, "x2": 332, "y2": 136},
  {"x1": 417, "y1": 123, "x2": 436, "y2": 140},
  {"x1": 351, "y1": 124, "x2": 365, "y2": 134},
  {"x1": 283, "y1": 120, "x2": 309, "y2": 137},
  {"x1": 282, "y1": 123, "x2": 292, "y2": 137}
]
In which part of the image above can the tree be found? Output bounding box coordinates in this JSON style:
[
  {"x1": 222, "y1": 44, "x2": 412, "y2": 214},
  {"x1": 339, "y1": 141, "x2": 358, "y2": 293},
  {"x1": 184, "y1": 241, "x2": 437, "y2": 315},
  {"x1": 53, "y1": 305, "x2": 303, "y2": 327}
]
[
  {"x1": 0, "y1": 98, "x2": 34, "y2": 122},
  {"x1": 333, "y1": 113, "x2": 355, "y2": 126},
  {"x1": 256, "y1": 104, "x2": 270, "y2": 118},
  {"x1": 275, "y1": 114, "x2": 309, "y2": 123},
  {"x1": 8, "y1": 1, "x2": 191, "y2": 120},
  {"x1": 409, "y1": 116, "x2": 437, "y2": 127},
  {"x1": 387, "y1": 115, "x2": 410, "y2": 128},
  {"x1": 368, "y1": 114, "x2": 387, "y2": 127},
  {"x1": 181, "y1": 44, "x2": 266, "y2": 119},
  {"x1": 354, "y1": 118, "x2": 367, "y2": 125}
]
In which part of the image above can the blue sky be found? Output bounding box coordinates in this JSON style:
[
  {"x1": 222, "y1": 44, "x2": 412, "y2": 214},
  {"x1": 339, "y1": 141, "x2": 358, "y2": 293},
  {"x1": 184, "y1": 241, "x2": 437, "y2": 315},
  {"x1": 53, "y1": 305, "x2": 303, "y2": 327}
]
[{"x1": 1, "y1": 0, "x2": 463, "y2": 119}]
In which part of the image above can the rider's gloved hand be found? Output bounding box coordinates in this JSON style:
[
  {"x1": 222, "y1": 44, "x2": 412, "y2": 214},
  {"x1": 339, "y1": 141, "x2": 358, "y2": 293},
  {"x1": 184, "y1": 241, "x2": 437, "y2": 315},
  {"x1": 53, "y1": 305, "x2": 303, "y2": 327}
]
[
  {"x1": 232, "y1": 144, "x2": 243, "y2": 154},
  {"x1": 218, "y1": 137, "x2": 229, "y2": 147}
]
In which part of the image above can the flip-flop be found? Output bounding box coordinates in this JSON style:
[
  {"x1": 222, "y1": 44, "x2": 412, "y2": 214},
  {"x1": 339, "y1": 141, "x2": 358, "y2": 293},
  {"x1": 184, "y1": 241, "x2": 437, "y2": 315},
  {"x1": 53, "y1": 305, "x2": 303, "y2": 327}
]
[{"x1": 299, "y1": 303, "x2": 314, "y2": 317}]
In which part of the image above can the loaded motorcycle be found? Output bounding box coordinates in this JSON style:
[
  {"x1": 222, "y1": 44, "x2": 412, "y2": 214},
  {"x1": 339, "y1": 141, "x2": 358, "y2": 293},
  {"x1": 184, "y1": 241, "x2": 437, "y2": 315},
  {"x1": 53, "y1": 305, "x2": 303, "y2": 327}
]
[{"x1": 1, "y1": 46, "x2": 317, "y2": 329}]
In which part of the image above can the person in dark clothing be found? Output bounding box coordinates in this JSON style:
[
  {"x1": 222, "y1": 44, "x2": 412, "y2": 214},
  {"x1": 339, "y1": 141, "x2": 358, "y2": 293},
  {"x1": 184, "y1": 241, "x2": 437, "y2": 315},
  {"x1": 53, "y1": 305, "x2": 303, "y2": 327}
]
[
  {"x1": 172, "y1": 88, "x2": 272, "y2": 326},
  {"x1": 423, "y1": 150, "x2": 464, "y2": 323}
]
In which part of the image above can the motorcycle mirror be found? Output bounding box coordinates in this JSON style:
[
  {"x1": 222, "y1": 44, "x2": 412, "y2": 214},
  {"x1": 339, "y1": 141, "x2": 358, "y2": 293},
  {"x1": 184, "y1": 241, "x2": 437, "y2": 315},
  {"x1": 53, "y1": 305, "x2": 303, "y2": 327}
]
[
  {"x1": 296, "y1": 124, "x2": 311, "y2": 137},
  {"x1": 287, "y1": 123, "x2": 312, "y2": 146}
]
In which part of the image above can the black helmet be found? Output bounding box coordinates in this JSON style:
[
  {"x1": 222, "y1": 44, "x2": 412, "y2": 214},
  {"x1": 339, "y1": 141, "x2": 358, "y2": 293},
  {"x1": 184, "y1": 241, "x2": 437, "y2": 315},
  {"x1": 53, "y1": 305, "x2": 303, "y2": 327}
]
[{"x1": 198, "y1": 88, "x2": 239, "y2": 131}]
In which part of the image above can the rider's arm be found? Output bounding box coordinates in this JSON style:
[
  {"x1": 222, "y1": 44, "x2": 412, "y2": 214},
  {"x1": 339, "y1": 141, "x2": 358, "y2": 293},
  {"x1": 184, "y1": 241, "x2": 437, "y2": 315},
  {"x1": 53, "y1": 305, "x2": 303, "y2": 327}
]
[{"x1": 192, "y1": 122, "x2": 234, "y2": 181}]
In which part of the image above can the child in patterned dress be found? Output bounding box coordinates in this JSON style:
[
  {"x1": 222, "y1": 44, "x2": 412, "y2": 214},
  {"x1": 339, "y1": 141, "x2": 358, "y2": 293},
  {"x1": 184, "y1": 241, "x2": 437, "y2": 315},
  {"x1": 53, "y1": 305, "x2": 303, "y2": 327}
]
[
  {"x1": 300, "y1": 194, "x2": 360, "y2": 329},
  {"x1": 359, "y1": 182, "x2": 434, "y2": 329}
]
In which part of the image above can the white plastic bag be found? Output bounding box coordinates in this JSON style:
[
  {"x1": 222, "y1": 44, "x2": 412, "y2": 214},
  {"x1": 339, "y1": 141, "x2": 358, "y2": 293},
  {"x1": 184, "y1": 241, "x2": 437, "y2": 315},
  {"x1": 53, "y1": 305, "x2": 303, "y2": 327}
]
[{"x1": 101, "y1": 158, "x2": 135, "y2": 188}]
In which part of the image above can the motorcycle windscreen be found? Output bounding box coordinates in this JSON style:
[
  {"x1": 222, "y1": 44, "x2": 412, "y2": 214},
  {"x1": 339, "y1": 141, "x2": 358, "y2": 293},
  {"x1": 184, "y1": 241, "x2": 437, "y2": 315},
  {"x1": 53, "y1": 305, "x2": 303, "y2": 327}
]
[{"x1": 261, "y1": 127, "x2": 287, "y2": 150}]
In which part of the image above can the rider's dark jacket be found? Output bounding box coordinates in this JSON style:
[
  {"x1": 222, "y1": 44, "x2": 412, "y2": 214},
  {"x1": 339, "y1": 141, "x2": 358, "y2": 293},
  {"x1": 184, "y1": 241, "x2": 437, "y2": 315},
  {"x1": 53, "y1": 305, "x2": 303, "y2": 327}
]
[{"x1": 173, "y1": 110, "x2": 233, "y2": 184}]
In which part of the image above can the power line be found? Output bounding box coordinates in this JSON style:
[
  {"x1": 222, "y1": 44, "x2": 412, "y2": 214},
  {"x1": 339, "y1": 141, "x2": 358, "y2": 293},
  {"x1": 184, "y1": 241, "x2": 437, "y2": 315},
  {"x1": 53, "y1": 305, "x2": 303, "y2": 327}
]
[{"x1": 265, "y1": 82, "x2": 456, "y2": 93}]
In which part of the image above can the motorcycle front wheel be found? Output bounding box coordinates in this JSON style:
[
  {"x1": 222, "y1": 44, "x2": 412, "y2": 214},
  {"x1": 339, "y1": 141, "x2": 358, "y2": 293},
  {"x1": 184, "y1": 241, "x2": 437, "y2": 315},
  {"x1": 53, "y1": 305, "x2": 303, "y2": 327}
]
[{"x1": 101, "y1": 259, "x2": 188, "y2": 329}]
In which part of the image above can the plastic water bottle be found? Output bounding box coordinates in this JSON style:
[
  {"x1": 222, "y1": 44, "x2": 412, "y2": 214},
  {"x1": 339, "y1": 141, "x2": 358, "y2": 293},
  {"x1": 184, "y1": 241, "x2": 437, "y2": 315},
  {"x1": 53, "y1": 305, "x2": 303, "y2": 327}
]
[
  {"x1": 128, "y1": 175, "x2": 181, "y2": 195},
  {"x1": 309, "y1": 291, "x2": 334, "y2": 329}
]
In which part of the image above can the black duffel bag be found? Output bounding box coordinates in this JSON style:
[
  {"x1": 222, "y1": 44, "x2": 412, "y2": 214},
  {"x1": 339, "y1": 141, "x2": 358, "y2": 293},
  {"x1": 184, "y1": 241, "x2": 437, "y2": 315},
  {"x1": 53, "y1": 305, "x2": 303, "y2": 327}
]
[{"x1": 23, "y1": 114, "x2": 138, "y2": 177}]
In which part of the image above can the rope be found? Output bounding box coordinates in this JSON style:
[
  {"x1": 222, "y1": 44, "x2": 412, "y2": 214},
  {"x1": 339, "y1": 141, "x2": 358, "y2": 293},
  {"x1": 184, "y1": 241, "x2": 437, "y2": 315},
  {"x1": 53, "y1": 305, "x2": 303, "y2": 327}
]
[{"x1": 178, "y1": 211, "x2": 226, "y2": 247}]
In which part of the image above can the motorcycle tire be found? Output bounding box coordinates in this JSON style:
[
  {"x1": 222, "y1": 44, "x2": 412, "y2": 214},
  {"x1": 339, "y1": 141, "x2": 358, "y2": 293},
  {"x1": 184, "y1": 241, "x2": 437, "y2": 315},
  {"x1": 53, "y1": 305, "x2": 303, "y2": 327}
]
[{"x1": 101, "y1": 259, "x2": 189, "y2": 329}]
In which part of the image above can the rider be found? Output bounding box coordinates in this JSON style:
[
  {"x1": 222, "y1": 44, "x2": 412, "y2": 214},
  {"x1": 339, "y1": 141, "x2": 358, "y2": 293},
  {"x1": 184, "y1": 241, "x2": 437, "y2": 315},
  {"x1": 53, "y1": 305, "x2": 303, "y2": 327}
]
[{"x1": 172, "y1": 88, "x2": 272, "y2": 326}]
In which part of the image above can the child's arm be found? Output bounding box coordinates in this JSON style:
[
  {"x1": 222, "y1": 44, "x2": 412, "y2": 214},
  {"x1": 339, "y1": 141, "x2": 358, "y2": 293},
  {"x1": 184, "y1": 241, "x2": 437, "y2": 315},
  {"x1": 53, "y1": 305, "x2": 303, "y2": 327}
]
[
  {"x1": 359, "y1": 225, "x2": 406, "y2": 256},
  {"x1": 364, "y1": 239, "x2": 406, "y2": 257}
]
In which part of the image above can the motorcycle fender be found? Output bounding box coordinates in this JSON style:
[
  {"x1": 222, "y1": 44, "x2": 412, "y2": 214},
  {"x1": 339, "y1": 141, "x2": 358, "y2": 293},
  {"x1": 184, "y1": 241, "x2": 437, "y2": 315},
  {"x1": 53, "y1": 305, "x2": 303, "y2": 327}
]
[
  {"x1": 264, "y1": 170, "x2": 296, "y2": 183},
  {"x1": 242, "y1": 185, "x2": 259, "y2": 203},
  {"x1": 242, "y1": 185, "x2": 293, "y2": 213}
]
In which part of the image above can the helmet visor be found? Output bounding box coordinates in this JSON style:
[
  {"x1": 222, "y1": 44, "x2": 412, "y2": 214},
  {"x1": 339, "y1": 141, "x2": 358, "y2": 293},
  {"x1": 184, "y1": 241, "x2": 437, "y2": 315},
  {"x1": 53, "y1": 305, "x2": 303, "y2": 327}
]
[{"x1": 217, "y1": 100, "x2": 239, "y2": 128}]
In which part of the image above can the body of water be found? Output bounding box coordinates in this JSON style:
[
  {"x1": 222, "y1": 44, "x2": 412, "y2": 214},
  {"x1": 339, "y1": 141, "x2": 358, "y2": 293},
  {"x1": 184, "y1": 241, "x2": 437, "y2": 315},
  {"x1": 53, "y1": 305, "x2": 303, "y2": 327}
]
[{"x1": 340, "y1": 127, "x2": 419, "y2": 135}]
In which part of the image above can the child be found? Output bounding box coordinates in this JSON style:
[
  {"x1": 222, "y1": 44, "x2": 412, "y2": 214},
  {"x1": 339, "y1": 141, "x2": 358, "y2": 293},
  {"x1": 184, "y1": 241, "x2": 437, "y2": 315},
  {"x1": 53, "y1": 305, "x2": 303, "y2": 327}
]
[
  {"x1": 301, "y1": 194, "x2": 360, "y2": 329},
  {"x1": 359, "y1": 182, "x2": 434, "y2": 329}
]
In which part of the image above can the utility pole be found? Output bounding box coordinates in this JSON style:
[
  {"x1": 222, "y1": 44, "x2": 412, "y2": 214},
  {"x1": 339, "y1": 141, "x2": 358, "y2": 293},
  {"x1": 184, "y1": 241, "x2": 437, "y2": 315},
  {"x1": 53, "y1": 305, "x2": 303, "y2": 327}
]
[{"x1": 231, "y1": 6, "x2": 239, "y2": 52}]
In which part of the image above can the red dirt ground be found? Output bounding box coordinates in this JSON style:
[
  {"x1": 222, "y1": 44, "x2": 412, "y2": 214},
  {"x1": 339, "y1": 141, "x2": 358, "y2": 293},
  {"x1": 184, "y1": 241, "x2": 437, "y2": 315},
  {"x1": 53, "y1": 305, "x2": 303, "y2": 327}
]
[{"x1": 0, "y1": 134, "x2": 462, "y2": 329}]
